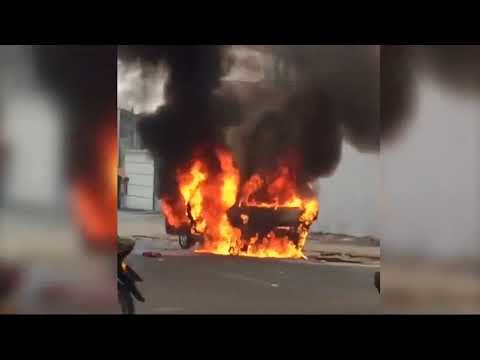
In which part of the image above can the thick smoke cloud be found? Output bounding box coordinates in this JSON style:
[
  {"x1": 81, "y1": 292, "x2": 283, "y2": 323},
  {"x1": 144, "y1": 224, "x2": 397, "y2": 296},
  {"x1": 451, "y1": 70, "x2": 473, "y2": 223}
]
[
  {"x1": 34, "y1": 46, "x2": 116, "y2": 122},
  {"x1": 118, "y1": 45, "x2": 382, "y2": 194},
  {"x1": 381, "y1": 45, "x2": 480, "y2": 147},
  {"x1": 417, "y1": 46, "x2": 480, "y2": 93},
  {"x1": 243, "y1": 45, "x2": 379, "y2": 182},
  {"x1": 381, "y1": 46, "x2": 416, "y2": 145},
  {"x1": 118, "y1": 45, "x2": 244, "y2": 197},
  {"x1": 33, "y1": 45, "x2": 117, "y2": 182},
  {"x1": 278, "y1": 45, "x2": 379, "y2": 151},
  {"x1": 118, "y1": 60, "x2": 168, "y2": 114}
]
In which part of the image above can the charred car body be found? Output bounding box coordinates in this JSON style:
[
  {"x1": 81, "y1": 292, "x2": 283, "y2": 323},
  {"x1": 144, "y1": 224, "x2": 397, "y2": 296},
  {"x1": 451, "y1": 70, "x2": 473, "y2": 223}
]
[{"x1": 166, "y1": 204, "x2": 307, "y2": 250}]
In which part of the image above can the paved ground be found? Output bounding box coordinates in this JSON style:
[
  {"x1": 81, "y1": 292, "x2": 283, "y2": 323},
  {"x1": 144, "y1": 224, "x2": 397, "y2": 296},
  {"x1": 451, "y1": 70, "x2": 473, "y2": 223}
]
[
  {"x1": 128, "y1": 251, "x2": 379, "y2": 314},
  {"x1": 1, "y1": 209, "x2": 379, "y2": 314},
  {"x1": 120, "y1": 210, "x2": 381, "y2": 314},
  {"x1": 118, "y1": 210, "x2": 381, "y2": 265}
]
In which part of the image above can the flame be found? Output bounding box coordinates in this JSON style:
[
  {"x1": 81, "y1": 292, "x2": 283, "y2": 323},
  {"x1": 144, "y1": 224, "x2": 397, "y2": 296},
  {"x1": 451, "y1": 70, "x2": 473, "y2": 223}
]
[
  {"x1": 162, "y1": 147, "x2": 319, "y2": 259},
  {"x1": 300, "y1": 198, "x2": 319, "y2": 225},
  {"x1": 121, "y1": 262, "x2": 128, "y2": 272},
  {"x1": 162, "y1": 200, "x2": 183, "y2": 228},
  {"x1": 240, "y1": 174, "x2": 264, "y2": 205},
  {"x1": 242, "y1": 233, "x2": 306, "y2": 259},
  {"x1": 70, "y1": 118, "x2": 117, "y2": 249},
  {"x1": 239, "y1": 166, "x2": 304, "y2": 209}
]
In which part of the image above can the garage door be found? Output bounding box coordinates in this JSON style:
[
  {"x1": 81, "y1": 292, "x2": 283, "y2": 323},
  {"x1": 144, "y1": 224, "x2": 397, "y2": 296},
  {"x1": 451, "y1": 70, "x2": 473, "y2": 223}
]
[{"x1": 124, "y1": 150, "x2": 155, "y2": 210}]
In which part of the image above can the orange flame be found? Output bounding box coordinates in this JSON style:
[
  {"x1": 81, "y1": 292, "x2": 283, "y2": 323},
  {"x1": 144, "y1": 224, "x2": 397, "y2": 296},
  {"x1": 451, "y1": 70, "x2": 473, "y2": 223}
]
[
  {"x1": 70, "y1": 119, "x2": 117, "y2": 250},
  {"x1": 162, "y1": 147, "x2": 319, "y2": 259},
  {"x1": 121, "y1": 262, "x2": 128, "y2": 272}
]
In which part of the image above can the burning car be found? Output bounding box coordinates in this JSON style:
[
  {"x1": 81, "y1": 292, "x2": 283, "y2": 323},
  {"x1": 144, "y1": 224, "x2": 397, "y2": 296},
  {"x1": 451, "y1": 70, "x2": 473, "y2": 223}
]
[
  {"x1": 167, "y1": 204, "x2": 305, "y2": 251},
  {"x1": 162, "y1": 148, "x2": 319, "y2": 259}
]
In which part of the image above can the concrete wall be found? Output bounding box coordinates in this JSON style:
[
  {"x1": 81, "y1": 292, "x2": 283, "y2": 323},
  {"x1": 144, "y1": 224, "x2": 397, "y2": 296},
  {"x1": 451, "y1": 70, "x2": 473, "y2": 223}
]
[
  {"x1": 124, "y1": 150, "x2": 155, "y2": 211},
  {"x1": 311, "y1": 142, "x2": 380, "y2": 237}
]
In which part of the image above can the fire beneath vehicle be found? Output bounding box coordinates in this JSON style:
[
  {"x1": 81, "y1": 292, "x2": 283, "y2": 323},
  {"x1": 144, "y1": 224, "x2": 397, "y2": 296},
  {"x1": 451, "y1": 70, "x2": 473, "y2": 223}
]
[{"x1": 162, "y1": 147, "x2": 319, "y2": 259}]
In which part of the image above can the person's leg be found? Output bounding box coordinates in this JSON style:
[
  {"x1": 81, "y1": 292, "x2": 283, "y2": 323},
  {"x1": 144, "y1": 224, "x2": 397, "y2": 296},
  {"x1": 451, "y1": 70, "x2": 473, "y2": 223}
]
[
  {"x1": 0, "y1": 139, "x2": 7, "y2": 207},
  {"x1": 0, "y1": 263, "x2": 21, "y2": 313},
  {"x1": 117, "y1": 176, "x2": 121, "y2": 209}
]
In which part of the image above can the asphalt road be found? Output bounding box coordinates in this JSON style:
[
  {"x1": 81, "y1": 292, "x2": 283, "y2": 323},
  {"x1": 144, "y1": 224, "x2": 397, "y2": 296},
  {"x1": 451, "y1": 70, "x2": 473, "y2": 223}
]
[{"x1": 127, "y1": 252, "x2": 380, "y2": 314}]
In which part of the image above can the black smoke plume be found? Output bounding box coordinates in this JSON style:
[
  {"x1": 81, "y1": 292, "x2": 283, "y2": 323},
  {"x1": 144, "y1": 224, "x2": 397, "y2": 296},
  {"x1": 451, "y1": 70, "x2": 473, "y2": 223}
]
[
  {"x1": 119, "y1": 45, "x2": 244, "y2": 197},
  {"x1": 381, "y1": 45, "x2": 480, "y2": 147},
  {"x1": 243, "y1": 45, "x2": 379, "y2": 183},
  {"x1": 33, "y1": 45, "x2": 117, "y2": 183},
  {"x1": 119, "y1": 46, "x2": 382, "y2": 196}
]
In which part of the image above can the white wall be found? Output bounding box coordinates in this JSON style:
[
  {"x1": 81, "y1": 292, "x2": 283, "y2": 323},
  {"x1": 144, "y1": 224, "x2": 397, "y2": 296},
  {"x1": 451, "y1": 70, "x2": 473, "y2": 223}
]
[
  {"x1": 311, "y1": 142, "x2": 380, "y2": 237},
  {"x1": 124, "y1": 150, "x2": 155, "y2": 210}
]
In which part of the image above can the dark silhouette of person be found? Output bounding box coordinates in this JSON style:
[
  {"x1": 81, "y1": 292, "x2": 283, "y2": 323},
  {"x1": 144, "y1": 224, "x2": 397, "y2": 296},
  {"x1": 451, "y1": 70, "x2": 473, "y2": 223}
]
[{"x1": 374, "y1": 271, "x2": 380, "y2": 293}]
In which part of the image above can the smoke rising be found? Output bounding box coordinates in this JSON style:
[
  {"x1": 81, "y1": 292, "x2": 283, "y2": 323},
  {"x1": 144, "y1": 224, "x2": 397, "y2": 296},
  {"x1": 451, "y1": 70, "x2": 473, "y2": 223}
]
[
  {"x1": 240, "y1": 45, "x2": 380, "y2": 182},
  {"x1": 33, "y1": 46, "x2": 117, "y2": 185},
  {"x1": 118, "y1": 46, "x2": 244, "y2": 197},
  {"x1": 118, "y1": 60, "x2": 168, "y2": 114},
  {"x1": 381, "y1": 45, "x2": 480, "y2": 148},
  {"x1": 118, "y1": 45, "x2": 382, "y2": 195},
  {"x1": 417, "y1": 46, "x2": 480, "y2": 93}
]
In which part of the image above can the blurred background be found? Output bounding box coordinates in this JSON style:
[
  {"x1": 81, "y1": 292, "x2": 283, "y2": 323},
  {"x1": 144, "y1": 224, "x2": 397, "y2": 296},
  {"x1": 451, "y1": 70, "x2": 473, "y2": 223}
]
[
  {"x1": 1, "y1": 45, "x2": 479, "y2": 314},
  {"x1": 381, "y1": 46, "x2": 480, "y2": 313},
  {"x1": 0, "y1": 45, "x2": 117, "y2": 314}
]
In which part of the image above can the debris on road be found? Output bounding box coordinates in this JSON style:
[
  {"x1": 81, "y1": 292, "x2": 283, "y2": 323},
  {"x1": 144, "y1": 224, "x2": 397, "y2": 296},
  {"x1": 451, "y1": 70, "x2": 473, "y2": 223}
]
[
  {"x1": 142, "y1": 251, "x2": 163, "y2": 258},
  {"x1": 315, "y1": 256, "x2": 363, "y2": 264},
  {"x1": 313, "y1": 250, "x2": 379, "y2": 266}
]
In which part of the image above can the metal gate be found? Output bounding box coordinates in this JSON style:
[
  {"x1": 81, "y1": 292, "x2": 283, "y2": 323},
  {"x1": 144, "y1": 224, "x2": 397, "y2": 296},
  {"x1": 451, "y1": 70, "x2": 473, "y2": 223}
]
[{"x1": 123, "y1": 150, "x2": 155, "y2": 211}]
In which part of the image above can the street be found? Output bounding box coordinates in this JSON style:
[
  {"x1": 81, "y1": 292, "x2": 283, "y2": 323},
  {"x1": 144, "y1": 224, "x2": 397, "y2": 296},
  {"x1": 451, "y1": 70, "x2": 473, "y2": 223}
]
[
  {"x1": 120, "y1": 210, "x2": 381, "y2": 314},
  {"x1": 128, "y1": 252, "x2": 380, "y2": 314}
]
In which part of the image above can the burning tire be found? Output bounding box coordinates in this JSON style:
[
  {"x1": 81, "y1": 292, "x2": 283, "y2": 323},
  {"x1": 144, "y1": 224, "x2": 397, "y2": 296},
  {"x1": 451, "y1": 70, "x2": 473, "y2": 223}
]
[{"x1": 179, "y1": 234, "x2": 195, "y2": 249}]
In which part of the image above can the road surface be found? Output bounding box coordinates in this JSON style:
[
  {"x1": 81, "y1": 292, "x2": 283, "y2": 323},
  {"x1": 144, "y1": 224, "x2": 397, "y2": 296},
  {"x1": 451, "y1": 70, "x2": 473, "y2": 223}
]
[
  {"x1": 127, "y1": 251, "x2": 380, "y2": 314},
  {"x1": 119, "y1": 210, "x2": 380, "y2": 314}
]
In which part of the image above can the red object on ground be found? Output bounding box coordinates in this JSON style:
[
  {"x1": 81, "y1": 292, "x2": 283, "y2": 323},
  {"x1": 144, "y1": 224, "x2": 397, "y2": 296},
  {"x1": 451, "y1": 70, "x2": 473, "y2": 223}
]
[{"x1": 142, "y1": 252, "x2": 163, "y2": 258}]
